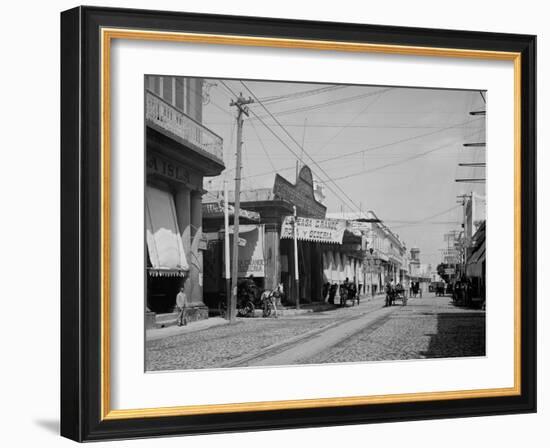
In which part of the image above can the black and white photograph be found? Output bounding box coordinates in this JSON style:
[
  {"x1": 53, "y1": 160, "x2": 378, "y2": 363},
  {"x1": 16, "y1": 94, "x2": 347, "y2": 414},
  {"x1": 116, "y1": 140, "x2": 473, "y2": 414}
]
[{"x1": 144, "y1": 76, "x2": 487, "y2": 372}]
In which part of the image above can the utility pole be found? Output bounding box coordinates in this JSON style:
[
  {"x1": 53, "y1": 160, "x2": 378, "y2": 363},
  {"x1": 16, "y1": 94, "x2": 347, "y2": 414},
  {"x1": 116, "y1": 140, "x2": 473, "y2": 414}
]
[
  {"x1": 229, "y1": 93, "x2": 254, "y2": 323},
  {"x1": 293, "y1": 205, "x2": 300, "y2": 310},
  {"x1": 457, "y1": 193, "x2": 472, "y2": 279},
  {"x1": 223, "y1": 180, "x2": 230, "y2": 316}
]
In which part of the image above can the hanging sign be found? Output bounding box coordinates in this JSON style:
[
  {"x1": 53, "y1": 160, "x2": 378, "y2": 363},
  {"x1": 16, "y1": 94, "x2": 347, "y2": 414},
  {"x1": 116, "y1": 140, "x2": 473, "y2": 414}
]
[
  {"x1": 223, "y1": 225, "x2": 265, "y2": 278},
  {"x1": 281, "y1": 216, "x2": 346, "y2": 244}
]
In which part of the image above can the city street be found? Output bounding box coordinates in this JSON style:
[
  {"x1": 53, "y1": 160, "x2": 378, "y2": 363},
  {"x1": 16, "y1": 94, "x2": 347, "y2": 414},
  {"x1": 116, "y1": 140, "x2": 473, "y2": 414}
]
[{"x1": 146, "y1": 292, "x2": 485, "y2": 371}]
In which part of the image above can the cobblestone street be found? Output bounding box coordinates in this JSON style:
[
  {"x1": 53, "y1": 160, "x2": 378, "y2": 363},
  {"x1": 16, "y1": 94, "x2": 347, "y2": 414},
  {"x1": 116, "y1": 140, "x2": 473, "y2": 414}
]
[
  {"x1": 303, "y1": 293, "x2": 485, "y2": 365},
  {"x1": 146, "y1": 292, "x2": 485, "y2": 371}
]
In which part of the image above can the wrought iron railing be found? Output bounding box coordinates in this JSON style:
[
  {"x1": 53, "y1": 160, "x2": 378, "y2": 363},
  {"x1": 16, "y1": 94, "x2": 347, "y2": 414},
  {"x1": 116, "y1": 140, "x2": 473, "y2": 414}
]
[{"x1": 145, "y1": 90, "x2": 223, "y2": 162}]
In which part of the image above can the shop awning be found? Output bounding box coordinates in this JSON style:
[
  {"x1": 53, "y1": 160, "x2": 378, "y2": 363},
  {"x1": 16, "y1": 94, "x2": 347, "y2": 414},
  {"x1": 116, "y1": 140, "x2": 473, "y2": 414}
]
[
  {"x1": 223, "y1": 224, "x2": 265, "y2": 278},
  {"x1": 145, "y1": 186, "x2": 189, "y2": 276},
  {"x1": 323, "y1": 251, "x2": 334, "y2": 283},
  {"x1": 202, "y1": 201, "x2": 260, "y2": 222},
  {"x1": 223, "y1": 224, "x2": 262, "y2": 234},
  {"x1": 376, "y1": 253, "x2": 389, "y2": 262},
  {"x1": 281, "y1": 216, "x2": 346, "y2": 244},
  {"x1": 467, "y1": 240, "x2": 486, "y2": 265}
]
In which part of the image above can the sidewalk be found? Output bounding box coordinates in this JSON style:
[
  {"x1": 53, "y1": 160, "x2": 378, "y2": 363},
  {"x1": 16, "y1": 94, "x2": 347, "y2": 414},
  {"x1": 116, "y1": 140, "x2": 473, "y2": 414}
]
[
  {"x1": 146, "y1": 294, "x2": 385, "y2": 342},
  {"x1": 146, "y1": 317, "x2": 229, "y2": 342}
]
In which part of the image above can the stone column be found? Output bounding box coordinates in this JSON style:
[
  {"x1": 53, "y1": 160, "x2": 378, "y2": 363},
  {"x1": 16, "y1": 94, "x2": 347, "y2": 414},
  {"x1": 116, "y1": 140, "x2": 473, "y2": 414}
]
[
  {"x1": 190, "y1": 191, "x2": 204, "y2": 305},
  {"x1": 175, "y1": 187, "x2": 191, "y2": 298},
  {"x1": 264, "y1": 223, "x2": 280, "y2": 291}
]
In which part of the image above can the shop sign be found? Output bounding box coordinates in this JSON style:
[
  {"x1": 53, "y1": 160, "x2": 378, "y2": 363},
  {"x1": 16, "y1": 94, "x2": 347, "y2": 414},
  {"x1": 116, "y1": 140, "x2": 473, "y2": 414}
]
[
  {"x1": 147, "y1": 153, "x2": 191, "y2": 184},
  {"x1": 223, "y1": 225, "x2": 265, "y2": 277},
  {"x1": 281, "y1": 216, "x2": 346, "y2": 244},
  {"x1": 198, "y1": 236, "x2": 208, "y2": 251},
  {"x1": 272, "y1": 166, "x2": 326, "y2": 218}
]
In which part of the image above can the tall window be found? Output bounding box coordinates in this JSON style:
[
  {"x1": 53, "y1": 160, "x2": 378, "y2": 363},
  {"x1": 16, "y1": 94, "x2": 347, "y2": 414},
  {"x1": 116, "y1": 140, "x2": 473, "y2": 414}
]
[
  {"x1": 146, "y1": 75, "x2": 161, "y2": 95},
  {"x1": 175, "y1": 77, "x2": 185, "y2": 112},
  {"x1": 162, "y1": 76, "x2": 173, "y2": 104}
]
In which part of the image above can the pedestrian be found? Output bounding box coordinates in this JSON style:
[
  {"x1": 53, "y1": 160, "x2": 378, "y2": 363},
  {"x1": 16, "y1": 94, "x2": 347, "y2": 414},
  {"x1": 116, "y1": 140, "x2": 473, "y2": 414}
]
[
  {"x1": 385, "y1": 279, "x2": 394, "y2": 307},
  {"x1": 329, "y1": 283, "x2": 337, "y2": 304},
  {"x1": 322, "y1": 282, "x2": 330, "y2": 302},
  {"x1": 176, "y1": 278, "x2": 189, "y2": 326}
]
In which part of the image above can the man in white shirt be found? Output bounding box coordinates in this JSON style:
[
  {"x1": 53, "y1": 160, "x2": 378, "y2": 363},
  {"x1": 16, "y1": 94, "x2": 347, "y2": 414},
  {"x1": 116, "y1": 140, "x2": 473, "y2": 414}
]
[{"x1": 176, "y1": 281, "x2": 189, "y2": 326}]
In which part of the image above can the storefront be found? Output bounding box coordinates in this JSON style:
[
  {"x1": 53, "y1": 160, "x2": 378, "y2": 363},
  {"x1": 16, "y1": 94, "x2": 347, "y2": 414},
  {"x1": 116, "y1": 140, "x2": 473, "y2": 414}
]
[
  {"x1": 203, "y1": 165, "x2": 331, "y2": 306},
  {"x1": 466, "y1": 220, "x2": 486, "y2": 307},
  {"x1": 145, "y1": 82, "x2": 225, "y2": 327},
  {"x1": 280, "y1": 215, "x2": 363, "y2": 303},
  {"x1": 202, "y1": 165, "x2": 369, "y2": 307}
]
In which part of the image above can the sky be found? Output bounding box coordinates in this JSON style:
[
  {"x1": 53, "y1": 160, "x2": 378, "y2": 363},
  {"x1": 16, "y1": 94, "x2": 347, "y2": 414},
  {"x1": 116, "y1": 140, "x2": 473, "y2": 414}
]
[{"x1": 198, "y1": 78, "x2": 486, "y2": 269}]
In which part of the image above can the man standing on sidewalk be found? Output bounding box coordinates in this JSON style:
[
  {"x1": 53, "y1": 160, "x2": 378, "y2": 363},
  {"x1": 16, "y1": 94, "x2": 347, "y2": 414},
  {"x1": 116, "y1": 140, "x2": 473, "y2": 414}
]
[{"x1": 176, "y1": 278, "x2": 189, "y2": 326}]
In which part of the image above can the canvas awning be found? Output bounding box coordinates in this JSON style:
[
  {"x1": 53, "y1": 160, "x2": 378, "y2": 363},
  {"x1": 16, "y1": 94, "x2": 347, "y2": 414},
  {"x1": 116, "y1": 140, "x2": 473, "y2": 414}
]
[
  {"x1": 322, "y1": 251, "x2": 334, "y2": 283},
  {"x1": 223, "y1": 224, "x2": 266, "y2": 278},
  {"x1": 466, "y1": 239, "x2": 485, "y2": 279},
  {"x1": 468, "y1": 240, "x2": 486, "y2": 264},
  {"x1": 145, "y1": 186, "x2": 188, "y2": 276},
  {"x1": 202, "y1": 201, "x2": 260, "y2": 222}
]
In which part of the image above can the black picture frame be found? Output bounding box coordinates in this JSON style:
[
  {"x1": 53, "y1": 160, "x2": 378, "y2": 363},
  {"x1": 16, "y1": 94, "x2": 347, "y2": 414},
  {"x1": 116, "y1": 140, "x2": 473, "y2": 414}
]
[{"x1": 61, "y1": 6, "x2": 536, "y2": 442}]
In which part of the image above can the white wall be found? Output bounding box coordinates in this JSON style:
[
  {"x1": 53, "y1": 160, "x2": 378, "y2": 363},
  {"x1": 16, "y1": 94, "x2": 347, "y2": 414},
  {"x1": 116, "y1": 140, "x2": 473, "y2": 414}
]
[{"x1": 0, "y1": 0, "x2": 546, "y2": 446}]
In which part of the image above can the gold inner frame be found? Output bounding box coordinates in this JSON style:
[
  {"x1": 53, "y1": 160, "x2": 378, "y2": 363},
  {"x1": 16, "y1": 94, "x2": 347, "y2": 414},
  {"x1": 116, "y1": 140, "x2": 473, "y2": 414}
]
[{"x1": 100, "y1": 27, "x2": 522, "y2": 421}]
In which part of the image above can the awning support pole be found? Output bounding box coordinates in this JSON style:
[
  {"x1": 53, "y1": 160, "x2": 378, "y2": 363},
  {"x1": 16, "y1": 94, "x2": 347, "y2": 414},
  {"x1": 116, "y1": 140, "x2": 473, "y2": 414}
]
[
  {"x1": 293, "y1": 205, "x2": 300, "y2": 309},
  {"x1": 224, "y1": 180, "x2": 231, "y2": 318}
]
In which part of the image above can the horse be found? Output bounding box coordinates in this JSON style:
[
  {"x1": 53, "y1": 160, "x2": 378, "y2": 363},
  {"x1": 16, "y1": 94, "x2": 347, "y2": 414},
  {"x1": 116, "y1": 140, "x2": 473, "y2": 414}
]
[{"x1": 259, "y1": 283, "x2": 283, "y2": 318}]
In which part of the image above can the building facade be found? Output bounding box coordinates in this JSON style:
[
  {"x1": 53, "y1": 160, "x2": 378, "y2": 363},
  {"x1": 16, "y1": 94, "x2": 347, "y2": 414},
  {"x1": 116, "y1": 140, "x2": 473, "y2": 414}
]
[
  {"x1": 202, "y1": 165, "x2": 364, "y2": 307},
  {"x1": 145, "y1": 76, "x2": 225, "y2": 327}
]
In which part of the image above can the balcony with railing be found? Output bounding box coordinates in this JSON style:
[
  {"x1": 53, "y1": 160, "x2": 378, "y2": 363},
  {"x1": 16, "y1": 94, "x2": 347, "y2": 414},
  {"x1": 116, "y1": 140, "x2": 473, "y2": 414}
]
[{"x1": 146, "y1": 90, "x2": 224, "y2": 164}]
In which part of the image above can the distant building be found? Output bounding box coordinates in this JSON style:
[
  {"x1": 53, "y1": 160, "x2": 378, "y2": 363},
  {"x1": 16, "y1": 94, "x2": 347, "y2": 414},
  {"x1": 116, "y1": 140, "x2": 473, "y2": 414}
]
[{"x1": 332, "y1": 211, "x2": 408, "y2": 295}]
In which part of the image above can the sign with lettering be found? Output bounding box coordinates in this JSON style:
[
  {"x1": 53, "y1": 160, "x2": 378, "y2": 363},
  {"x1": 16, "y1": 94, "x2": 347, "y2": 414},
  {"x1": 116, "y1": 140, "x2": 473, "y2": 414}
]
[
  {"x1": 272, "y1": 165, "x2": 326, "y2": 218},
  {"x1": 281, "y1": 216, "x2": 346, "y2": 244},
  {"x1": 147, "y1": 154, "x2": 191, "y2": 185},
  {"x1": 223, "y1": 225, "x2": 265, "y2": 278}
]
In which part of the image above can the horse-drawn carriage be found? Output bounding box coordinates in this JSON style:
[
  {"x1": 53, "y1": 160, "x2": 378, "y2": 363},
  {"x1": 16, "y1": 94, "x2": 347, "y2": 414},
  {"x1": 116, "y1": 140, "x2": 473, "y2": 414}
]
[
  {"x1": 385, "y1": 283, "x2": 407, "y2": 307},
  {"x1": 339, "y1": 281, "x2": 359, "y2": 307},
  {"x1": 218, "y1": 279, "x2": 282, "y2": 318},
  {"x1": 324, "y1": 281, "x2": 359, "y2": 307}
]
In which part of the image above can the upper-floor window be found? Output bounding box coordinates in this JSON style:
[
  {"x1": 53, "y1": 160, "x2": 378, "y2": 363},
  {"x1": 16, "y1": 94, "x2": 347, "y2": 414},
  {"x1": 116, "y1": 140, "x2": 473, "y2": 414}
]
[{"x1": 146, "y1": 75, "x2": 189, "y2": 116}]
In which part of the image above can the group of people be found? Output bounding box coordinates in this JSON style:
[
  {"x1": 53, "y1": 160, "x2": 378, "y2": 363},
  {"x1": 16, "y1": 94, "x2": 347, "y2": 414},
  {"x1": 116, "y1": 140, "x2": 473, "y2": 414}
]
[
  {"x1": 410, "y1": 281, "x2": 422, "y2": 298},
  {"x1": 384, "y1": 279, "x2": 406, "y2": 307},
  {"x1": 322, "y1": 277, "x2": 358, "y2": 305}
]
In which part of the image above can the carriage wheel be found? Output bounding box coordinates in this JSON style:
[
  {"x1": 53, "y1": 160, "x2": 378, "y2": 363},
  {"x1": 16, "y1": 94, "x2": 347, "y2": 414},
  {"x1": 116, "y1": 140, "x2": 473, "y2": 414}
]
[
  {"x1": 243, "y1": 300, "x2": 255, "y2": 317},
  {"x1": 262, "y1": 299, "x2": 272, "y2": 318}
]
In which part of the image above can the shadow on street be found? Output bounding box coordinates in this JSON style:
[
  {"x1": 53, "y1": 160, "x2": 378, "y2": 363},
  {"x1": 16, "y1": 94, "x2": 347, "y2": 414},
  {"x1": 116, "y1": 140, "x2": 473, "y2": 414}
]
[{"x1": 420, "y1": 311, "x2": 485, "y2": 358}]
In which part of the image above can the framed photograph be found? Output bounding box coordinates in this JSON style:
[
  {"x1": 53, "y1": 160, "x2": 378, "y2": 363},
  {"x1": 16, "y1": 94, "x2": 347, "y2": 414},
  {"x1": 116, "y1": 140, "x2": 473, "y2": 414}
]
[{"x1": 60, "y1": 6, "x2": 536, "y2": 441}]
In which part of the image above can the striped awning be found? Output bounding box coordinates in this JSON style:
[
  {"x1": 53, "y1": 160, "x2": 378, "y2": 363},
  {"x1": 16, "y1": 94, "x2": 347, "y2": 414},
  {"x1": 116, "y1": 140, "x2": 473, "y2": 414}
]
[
  {"x1": 145, "y1": 186, "x2": 189, "y2": 276},
  {"x1": 202, "y1": 201, "x2": 260, "y2": 222}
]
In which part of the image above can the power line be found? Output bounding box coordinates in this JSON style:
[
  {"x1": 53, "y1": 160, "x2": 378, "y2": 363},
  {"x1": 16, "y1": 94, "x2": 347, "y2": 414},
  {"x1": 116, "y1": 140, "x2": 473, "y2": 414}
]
[
  {"x1": 220, "y1": 80, "x2": 362, "y2": 216},
  {"x1": 312, "y1": 88, "x2": 391, "y2": 156},
  {"x1": 257, "y1": 85, "x2": 347, "y2": 104},
  {"x1": 243, "y1": 117, "x2": 483, "y2": 181},
  {"x1": 239, "y1": 80, "x2": 365, "y2": 216},
  {"x1": 316, "y1": 130, "x2": 483, "y2": 184},
  {"x1": 252, "y1": 88, "x2": 393, "y2": 119},
  {"x1": 249, "y1": 118, "x2": 278, "y2": 174}
]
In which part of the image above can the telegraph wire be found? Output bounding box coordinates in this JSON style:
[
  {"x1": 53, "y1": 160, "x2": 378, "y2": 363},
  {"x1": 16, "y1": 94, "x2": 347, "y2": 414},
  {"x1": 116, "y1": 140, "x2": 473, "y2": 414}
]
[
  {"x1": 220, "y1": 80, "x2": 362, "y2": 216},
  {"x1": 238, "y1": 80, "x2": 365, "y2": 216},
  {"x1": 242, "y1": 116, "x2": 483, "y2": 181},
  {"x1": 316, "y1": 130, "x2": 483, "y2": 184}
]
